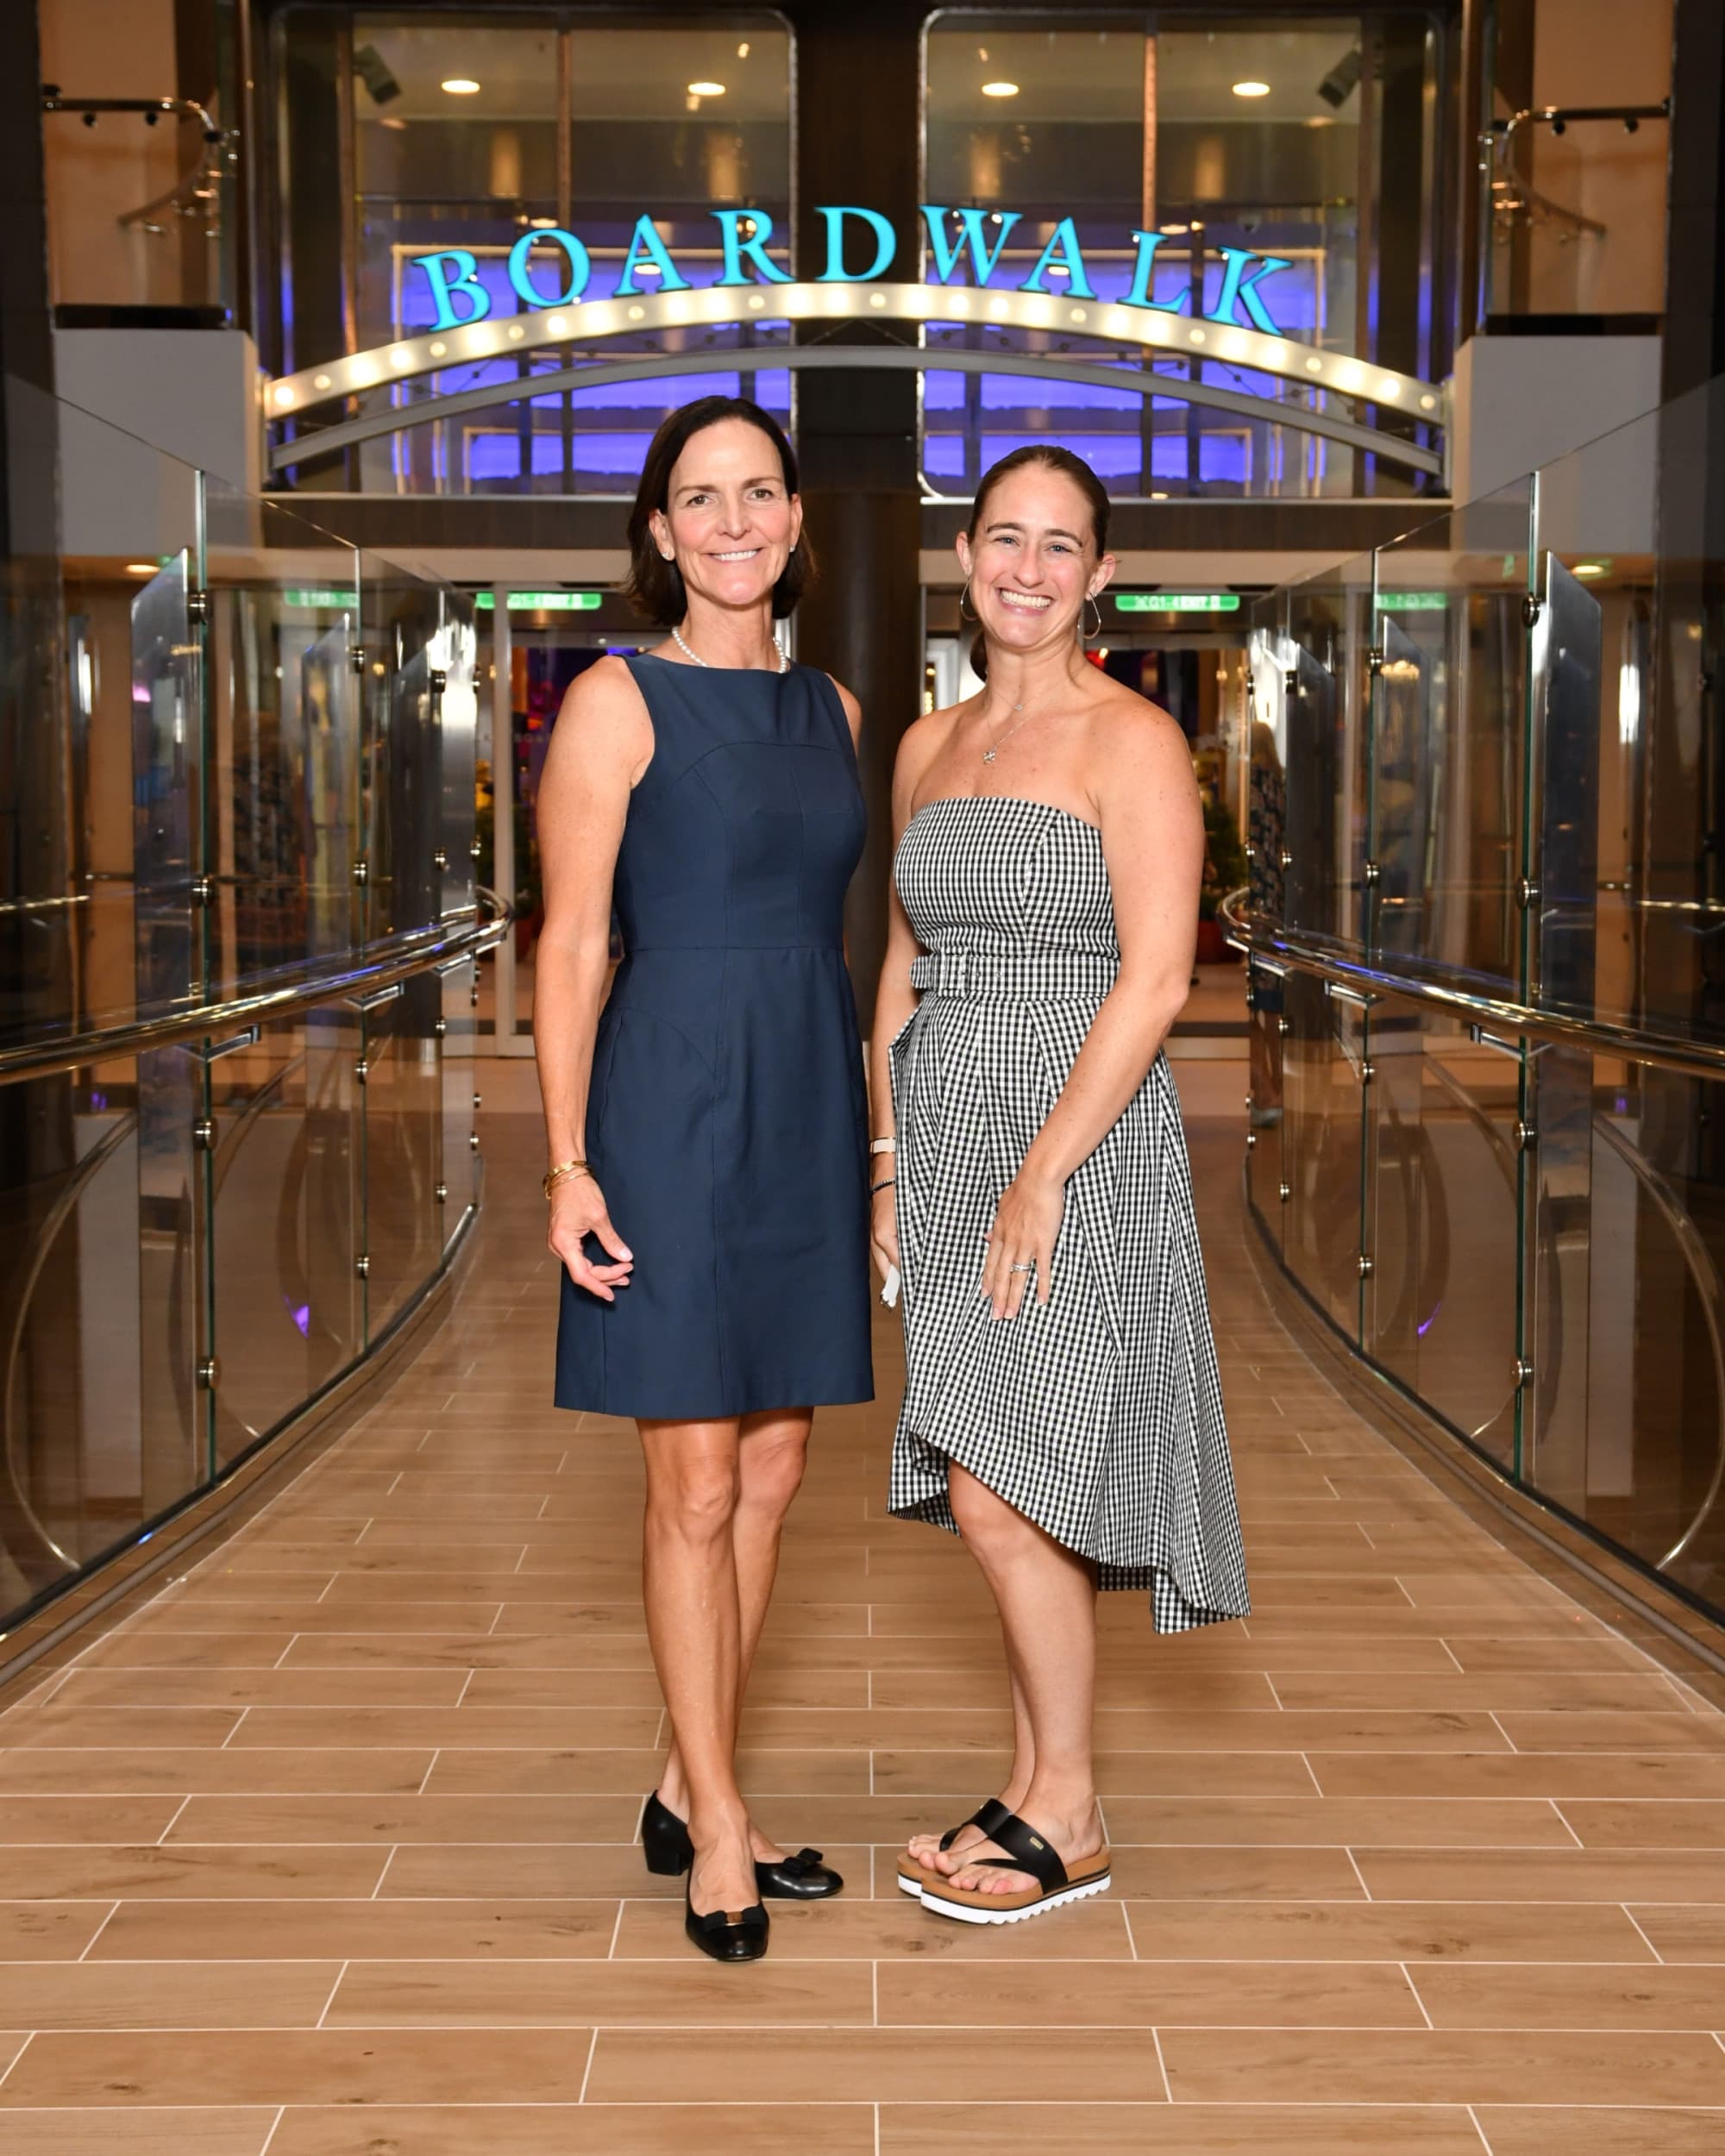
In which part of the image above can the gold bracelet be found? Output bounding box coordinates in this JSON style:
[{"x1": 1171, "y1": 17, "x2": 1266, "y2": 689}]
[{"x1": 543, "y1": 1159, "x2": 592, "y2": 1200}]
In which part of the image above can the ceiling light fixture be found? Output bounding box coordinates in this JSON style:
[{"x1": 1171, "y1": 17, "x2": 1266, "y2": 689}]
[
  {"x1": 737, "y1": 41, "x2": 750, "y2": 58},
  {"x1": 1232, "y1": 80, "x2": 1271, "y2": 98},
  {"x1": 687, "y1": 80, "x2": 726, "y2": 96},
  {"x1": 982, "y1": 80, "x2": 1019, "y2": 97},
  {"x1": 440, "y1": 78, "x2": 480, "y2": 96},
  {"x1": 1573, "y1": 561, "x2": 1609, "y2": 577},
  {"x1": 125, "y1": 562, "x2": 157, "y2": 575}
]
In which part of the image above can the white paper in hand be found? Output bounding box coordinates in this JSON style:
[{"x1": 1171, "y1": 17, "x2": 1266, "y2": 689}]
[{"x1": 879, "y1": 1263, "x2": 901, "y2": 1309}]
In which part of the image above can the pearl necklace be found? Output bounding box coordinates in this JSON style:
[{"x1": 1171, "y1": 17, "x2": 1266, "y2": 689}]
[{"x1": 672, "y1": 624, "x2": 787, "y2": 674}]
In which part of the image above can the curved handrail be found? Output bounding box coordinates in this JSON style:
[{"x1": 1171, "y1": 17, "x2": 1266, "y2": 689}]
[
  {"x1": 1227, "y1": 893, "x2": 1725, "y2": 1586},
  {"x1": 1220, "y1": 893, "x2": 1725, "y2": 1085},
  {"x1": 0, "y1": 890, "x2": 508, "y2": 1092}
]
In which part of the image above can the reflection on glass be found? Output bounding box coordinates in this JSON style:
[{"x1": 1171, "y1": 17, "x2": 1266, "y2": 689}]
[
  {"x1": 1528, "y1": 1058, "x2": 1725, "y2": 1614},
  {"x1": 1281, "y1": 972, "x2": 1365, "y2": 1334},
  {"x1": 1283, "y1": 555, "x2": 1373, "y2": 949},
  {"x1": 363, "y1": 976, "x2": 443, "y2": 1338},
  {"x1": 210, "y1": 1010, "x2": 361, "y2": 1463},
  {"x1": 1371, "y1": 481, "x2": 1534, "y2": 989},
  {"x1": 1365, "y1": 1000, "x2": 1521, "y2": 1466}
]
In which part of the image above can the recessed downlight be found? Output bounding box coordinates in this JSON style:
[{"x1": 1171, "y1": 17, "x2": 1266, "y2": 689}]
[
  {"x1": 687, "y1": 80, "x2": 726, "y2": 96},
  {"x1": 1232, "y1": 80, "x2": 1271, "y2": 98},
  {"x1": 982, "y1": 81, "x2": 1019, "y2": 97},
  {"x1": 441, "y1": 78, "x2": 480, "y2": 95},
  {"x1": 125, "y1": 562, "x2": 158, "y2": 575},
  {"x1": 1573, "y1": 561, "x2": 1609, "y2": 578}
]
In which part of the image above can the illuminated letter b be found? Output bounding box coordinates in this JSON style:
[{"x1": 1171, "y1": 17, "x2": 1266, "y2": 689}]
[{"x1": 415, "y1": 249, "x2": 491, "y2": 333}]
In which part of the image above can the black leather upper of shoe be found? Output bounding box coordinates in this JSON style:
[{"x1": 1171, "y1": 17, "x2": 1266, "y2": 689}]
[
  {"x1": 684, "y1": 1891, "x2": 769, "y2": 1963},
  {"x1": 756, "y1": 1846, "x2": 844, "y2": 1900}
]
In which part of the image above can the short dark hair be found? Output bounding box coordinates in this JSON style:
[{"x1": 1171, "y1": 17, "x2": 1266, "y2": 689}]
[
  {"x1": 965, "y1": 444, "x2": 1111, "y2": 557},
  {"x1": 625, "y1": 395, "x2": 815, "y2": 624}
]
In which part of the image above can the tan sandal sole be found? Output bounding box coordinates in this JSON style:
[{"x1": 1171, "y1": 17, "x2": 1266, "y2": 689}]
[{"x1": 920, "y1": 1852, "x2": 1113, "y2": 1925}]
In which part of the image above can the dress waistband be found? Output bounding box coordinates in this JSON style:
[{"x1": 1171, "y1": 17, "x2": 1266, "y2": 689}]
[{"x1": 909, "y1": 947, "x2": 1119, "y2": 1001}]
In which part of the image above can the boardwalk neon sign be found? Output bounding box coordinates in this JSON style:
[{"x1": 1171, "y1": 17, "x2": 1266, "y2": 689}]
[{"x1": 410, "y1": 204, "x2": 1291, "y2": 339}]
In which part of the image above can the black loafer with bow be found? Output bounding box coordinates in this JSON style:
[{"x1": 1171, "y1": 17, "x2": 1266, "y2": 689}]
[
  {"x1": 684, "y1": 1877, "x2": 769, "y2": 1963},
  {"x1": 642, "y1": 1790, "x2": 844, "y2": 1899}
]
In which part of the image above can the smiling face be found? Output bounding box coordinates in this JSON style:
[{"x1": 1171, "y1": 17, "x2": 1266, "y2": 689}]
[
  {"x1": 649, "y1": 417, "x2": 802, "y2": 617},
  {"x1": 956, "y1": 463, "x2": 1116, "y2": 657}
]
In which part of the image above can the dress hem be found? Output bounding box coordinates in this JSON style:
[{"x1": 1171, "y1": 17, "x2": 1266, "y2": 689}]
[
  {"x1": 890, "y1": 1423, "x2": 1249, "y2": 1633},
  {"x1": 557, "y1": 1382, "x2": 875, "y2": 1420}
]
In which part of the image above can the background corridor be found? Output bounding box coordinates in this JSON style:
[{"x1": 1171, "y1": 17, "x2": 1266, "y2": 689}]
[{"x1": 0, "y1": 1099, "x2": 1722, "y2": 2153}]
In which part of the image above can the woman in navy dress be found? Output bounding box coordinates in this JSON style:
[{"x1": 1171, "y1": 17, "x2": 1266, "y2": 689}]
[{"x1": 535, "y1": 397, "x2": 871, "y2": 1962}]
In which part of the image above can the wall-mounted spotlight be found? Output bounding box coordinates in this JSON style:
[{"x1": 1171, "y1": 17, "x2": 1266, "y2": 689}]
[
  {"x1": 1317, "y1": 50, "x2": 1362, "y2": 110},
  {"x1": 353, "y1": 44, "x2": 401, "y2": 106}
]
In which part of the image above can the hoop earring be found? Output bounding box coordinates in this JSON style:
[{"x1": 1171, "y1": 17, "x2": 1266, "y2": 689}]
[
  {"x1": 959, "y1": 578, "x2": 978, "y2": 623},
  {"x1": 1082, "y1": 593, "x2": 1103, "y2": 640}
]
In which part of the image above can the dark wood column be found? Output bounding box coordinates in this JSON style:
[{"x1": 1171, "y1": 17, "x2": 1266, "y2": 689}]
[{"x1": 782, "y1": 0, "x2": 925, "y2": 1023}]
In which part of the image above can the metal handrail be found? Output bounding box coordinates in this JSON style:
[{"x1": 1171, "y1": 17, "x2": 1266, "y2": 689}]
[
  {"x1": 1220, "y1": 893, "x2": 1725, "y2": 1086},
  {"x1": 1230, "y1": 891, "x2": 1725, "y2": 1583},
  {"x1": 0, "y1": 890, "x2": 508, "y2": 1091}
]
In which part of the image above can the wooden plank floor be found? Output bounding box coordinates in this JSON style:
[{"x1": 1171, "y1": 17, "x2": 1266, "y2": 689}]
[{"x1": 1, "y1": 1104, "x2": 1722, "y2": 2153}]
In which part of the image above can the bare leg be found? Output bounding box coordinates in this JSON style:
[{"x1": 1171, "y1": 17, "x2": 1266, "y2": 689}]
[
  {"x1": 902, "y1": 1656, "x2": 1035, "y2": 1875},
  {"x1": 658, "y1": 1407, "x2": 812, "y2": 1863},
  {"x1": 638, "y1": 1417, "x2": 755, "y2": 1916},
  {"x1": 924, "y1": 1460, "x2": 1104, "y2": 1896}
]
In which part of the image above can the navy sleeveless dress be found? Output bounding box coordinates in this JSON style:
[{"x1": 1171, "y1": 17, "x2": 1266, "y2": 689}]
[{"x1": 554, "y1": 655, "x2": 874, "y2": 1421}]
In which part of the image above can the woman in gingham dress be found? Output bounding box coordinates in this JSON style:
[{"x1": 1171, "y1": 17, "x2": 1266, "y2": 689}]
[{"x1": 868, "y1": 446, "x2": 1249, "y2": 1927}]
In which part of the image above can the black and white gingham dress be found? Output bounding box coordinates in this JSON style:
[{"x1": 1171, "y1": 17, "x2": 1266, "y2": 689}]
[{"x1": 887, "y1": 795, "x2": 1250, "y2": 1633}]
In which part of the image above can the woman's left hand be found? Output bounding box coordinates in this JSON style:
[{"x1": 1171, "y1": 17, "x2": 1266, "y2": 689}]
[{"x1": 981, "y1": 1168, "x2": 1063, "y2": 1319}]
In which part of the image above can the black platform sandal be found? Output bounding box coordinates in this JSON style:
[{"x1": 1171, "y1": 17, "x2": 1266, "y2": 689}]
[
  {"x1": 642, "y1": 1790, "x2": 844, "y2": 1899},
  {"x1": 894, "y1": 1796, "x2": 1014, "y2": 1896},
  {"x1": 684, "y1": 1873, "x2": 769, "y2": 1963}
]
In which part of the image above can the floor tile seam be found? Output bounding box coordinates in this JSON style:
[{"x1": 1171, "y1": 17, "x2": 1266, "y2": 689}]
[
  {"x1": 0, "y1": 2099, "x2": 1692, "y2": 2116},
  {"x1": 313, "y1": 1961, "x2": 349, "y2": 2028},
  {"x1": 22, "y1": 1950, "x2": 1703, "y2": 1970},
  {"x1": 1466, "y1": 2103, "x2": 1494, "y2": 2152},
  {"x1": 576, "y1": 2026, "x2": 599, "y2": 2102},
  {"x1": 255, "y1": 2100, "x2": 287, "y2": 2153}
]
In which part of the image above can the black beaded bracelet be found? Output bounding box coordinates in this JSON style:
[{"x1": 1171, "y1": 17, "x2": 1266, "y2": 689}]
[{"x1": 871, "y1": 1176, "x2": 896, "y2": 1194}]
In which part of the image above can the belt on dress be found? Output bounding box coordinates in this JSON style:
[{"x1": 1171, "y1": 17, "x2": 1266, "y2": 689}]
[{"x1": 908, "y1": 948, "x2": 1119, "y2": 1002}]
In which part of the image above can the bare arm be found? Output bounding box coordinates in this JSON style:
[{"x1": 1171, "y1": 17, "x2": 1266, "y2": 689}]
[
  {"x1": 533, "y1": 656, "x2": 654, "y2": 1301},
  {"x1": 982, "y1": 705, "x2": 1203, "y2": 1319},
  {"x1": 866, "y1": 714, "x2": 944, "y2": 1278}
]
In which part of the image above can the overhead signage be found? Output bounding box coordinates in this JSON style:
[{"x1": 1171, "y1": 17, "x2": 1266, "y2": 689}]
[
  {"x1": 1380, "y1": 592, "x2": 1447, "y2": 611},
  {"x1": 1116, "y1": 592, "x2": 1243, "y2": 614},
  {"x1": 282, "y1": 586, "x2": 358, "y2": 610},
  {"x1": 410, "y1": 204, "x2": 1290, "y2": 340},
  {"x1": 473, "y1": 591, "x2": 603, "y2": 611}
]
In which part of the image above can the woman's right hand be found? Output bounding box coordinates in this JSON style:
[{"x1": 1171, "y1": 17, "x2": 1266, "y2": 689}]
[
  {"x1": 548, "y1": 1175, "x2": 635, "y2": 1302},
  {"x1": 871, "y1": 1183, "x2": 900, "y2": 1282}
]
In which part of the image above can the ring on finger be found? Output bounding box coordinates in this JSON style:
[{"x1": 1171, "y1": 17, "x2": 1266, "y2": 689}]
[{"x1": 1009, "y1": 1262, "x2": 1033, "y2": 1273}]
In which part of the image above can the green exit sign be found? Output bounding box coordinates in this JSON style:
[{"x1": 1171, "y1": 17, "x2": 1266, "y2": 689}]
[
  {"x1": 1115, "y1": 592, "x2": 1241, "y2": 614},
  {"x1": 474, "y1": 590, "x2": 603, "y2": 612},
  {"x1": 282, "y1": 587, "x2": 358, "y2": 610},
  {"x1": 1380, "y1": 592, "x2": 1447, "y2": 611}
]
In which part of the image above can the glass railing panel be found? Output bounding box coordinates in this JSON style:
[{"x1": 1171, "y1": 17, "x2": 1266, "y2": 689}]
[
  {"x1": 0, "y1": 1062, "x2": 179, "y2": 1614},
  {"x1": 1525, "y1": 1053, "x2": 1725, "y2": 1622},
  {"x1": 1371, "y1": 476, "x2": 1536, "y2": 993},
  {"x1": 1283, "y1": 551, "x2": 1375, "y2": 953},
  {"x1": 208, "y1": 1007, "x2": 362, "y2": 1466},
  {"x1": 359, "y1": 554, "x2": 448, "y2": 946},
  {"x1": 1245, "y1": 959, "x2": 1288, "y2": 1253},
  {"x1": 1245, "y1": 602, "x2": 1290, "y2": 928},
  {"x1": 439, "y1": 958, "x2": 478, "y2": 1243},
  {"x1": 4, "y1": 386, "x2": 206, "y2": 1054},
  {"x1": 1281, "y1": 972, "x2": 1367, "y2": 1338},
  {"x1": 435, "y1": 601, "x2": 480, "y2": 929},
  {"x1": 361, "y1": 973, "x2": 443, "y2": 1340},
  {"x1": 202, "y1": 486, "x2": 364, "y2": 998},
  {"x1": 1364, "y1": 993, "x2": 1522, "y2": 1469}
]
